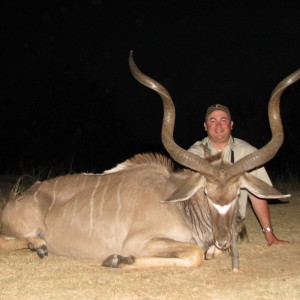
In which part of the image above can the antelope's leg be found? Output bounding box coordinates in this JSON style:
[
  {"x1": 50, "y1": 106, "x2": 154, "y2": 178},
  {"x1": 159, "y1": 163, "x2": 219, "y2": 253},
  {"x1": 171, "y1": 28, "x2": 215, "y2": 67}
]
[
  {"x1": 230, "y1": 240, "x2": 239, "y2": 272},
  {"x1": 0, "y1": 234, "x2": 28, "y2": 251},
  {"x1": 0, "y1": 233, "x2": 48, "y2": 258},
  {"x1": 102, "y1": 238, "x2": 204, "y2": 269},
  {"x1": 230, "y1": 222, "x2": 239, "y2": 273}
]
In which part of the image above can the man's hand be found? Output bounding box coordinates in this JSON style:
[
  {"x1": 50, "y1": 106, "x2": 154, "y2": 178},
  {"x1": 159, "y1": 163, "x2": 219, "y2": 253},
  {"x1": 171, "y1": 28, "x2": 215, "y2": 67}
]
[{"x1": 265, "y1": 231, "x2": 289, "y2": 246}]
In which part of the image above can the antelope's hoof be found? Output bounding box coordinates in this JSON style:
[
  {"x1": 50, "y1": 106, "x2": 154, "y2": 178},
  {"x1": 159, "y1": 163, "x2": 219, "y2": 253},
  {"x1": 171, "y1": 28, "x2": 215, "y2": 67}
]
[
  {"x1": 102, "y1": 254, "x2": 135, "y2": 268},
  {"x1": 102, "y1": 254, "x2": 120, "y2": 268},
  {"x1": 27, "y1": 243, "x2": 48, "y2": 259},
  {"x1": 37, "y1": 246, "x2": 48, "y2": 259}
]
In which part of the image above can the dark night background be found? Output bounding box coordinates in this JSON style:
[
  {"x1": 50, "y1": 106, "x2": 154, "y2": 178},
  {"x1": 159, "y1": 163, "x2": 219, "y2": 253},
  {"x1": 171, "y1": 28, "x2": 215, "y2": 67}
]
[{"x1": 1, "y1": 1, "x2": 300, "y2": 179}]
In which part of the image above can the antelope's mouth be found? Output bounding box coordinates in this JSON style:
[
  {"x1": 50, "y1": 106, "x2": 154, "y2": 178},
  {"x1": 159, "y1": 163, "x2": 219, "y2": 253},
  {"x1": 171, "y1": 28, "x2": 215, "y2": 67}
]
[{"x1": 215, "y1": 239, "x2": 231, "y2": 250}]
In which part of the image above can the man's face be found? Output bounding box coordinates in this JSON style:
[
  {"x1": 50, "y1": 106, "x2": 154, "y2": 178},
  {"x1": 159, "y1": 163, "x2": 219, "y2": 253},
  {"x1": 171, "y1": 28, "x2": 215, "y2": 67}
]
[{"x1": 204, "y1": 110, "x2": 233, "y2": 145}]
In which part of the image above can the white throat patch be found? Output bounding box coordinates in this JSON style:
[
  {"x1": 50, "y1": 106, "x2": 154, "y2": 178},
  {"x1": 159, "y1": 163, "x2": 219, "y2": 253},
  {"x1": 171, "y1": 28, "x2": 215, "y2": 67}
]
[
  {"x1": 207, "y1": 197, "x2": 237, "y2": 215},
  {"x1": 212, "y1": 202, "x2": 232, "y2": 215}
]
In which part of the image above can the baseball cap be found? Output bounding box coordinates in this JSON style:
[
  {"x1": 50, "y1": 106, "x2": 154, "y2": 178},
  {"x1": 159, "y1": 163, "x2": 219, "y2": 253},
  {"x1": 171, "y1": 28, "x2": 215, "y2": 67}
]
[{"x1": 205, "y1": 104, "x2": 231, "y2": 120}]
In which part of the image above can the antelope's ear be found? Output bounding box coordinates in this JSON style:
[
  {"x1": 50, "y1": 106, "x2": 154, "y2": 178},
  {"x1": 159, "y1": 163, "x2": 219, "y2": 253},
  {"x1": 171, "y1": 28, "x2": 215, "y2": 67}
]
[
  {"x1": 161, "y1": 174, "x2": 206, "y2": 203},
  {"x1": 240, "y1": 173, "x2": 290, "y2": 200}
]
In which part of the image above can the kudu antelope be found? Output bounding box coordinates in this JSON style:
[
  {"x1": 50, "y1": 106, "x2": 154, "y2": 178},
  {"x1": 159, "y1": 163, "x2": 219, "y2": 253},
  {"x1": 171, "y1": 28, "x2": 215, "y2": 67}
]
[{"x1": 0, "y1": 52, "x2": 299, "y2": 272}]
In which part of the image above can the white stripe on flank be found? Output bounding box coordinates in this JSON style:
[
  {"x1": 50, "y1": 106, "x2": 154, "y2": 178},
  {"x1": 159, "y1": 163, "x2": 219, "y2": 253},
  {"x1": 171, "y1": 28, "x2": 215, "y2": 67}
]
[
  {"x1": 99, "y1": 175, "x2": 110, "y2": 216},
  {"x1": 115, "y1": 174, "x2": 125, "y2": 223},
  {"x1": 33, "y1": 191, "x2": 38, "y2": 204},
  {"x1": 45, "y1": 179, "x2": 58, "y2": 230},
  {"x1": 88, "y1": 176, "x2": 101, "y2": 238},
  {"x1": 48, "y1": 179, "x2": 58, "y2": 211},
  {"x1": 70, "y1": 198, "x2": 78, "y2": 225}
]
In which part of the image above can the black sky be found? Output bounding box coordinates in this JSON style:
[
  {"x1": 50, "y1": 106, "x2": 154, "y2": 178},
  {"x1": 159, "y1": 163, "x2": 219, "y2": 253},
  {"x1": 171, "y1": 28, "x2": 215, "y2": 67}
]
[{"x1": 1, "y1": 1, "x2": 300, "y2": 177}]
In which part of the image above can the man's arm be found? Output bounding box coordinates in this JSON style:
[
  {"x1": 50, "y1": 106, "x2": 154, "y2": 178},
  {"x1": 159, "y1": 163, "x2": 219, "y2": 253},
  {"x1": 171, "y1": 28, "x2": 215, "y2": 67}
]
[{"x1": 248, "y1": 194, "x2": 289, "y2": 245}]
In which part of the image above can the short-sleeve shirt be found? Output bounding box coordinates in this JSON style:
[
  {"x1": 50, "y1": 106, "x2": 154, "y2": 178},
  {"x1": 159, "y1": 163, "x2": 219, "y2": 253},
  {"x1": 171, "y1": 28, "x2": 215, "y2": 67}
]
[{"x1": 188, "y1": 136, "x2": 272, "y2": 219}]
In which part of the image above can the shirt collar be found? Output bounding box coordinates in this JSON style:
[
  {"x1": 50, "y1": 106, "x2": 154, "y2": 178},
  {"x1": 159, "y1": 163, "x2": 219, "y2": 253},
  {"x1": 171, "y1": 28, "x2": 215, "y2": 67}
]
[{"x1": 205, "y1": 135, "x2": 234, "y2": 154}]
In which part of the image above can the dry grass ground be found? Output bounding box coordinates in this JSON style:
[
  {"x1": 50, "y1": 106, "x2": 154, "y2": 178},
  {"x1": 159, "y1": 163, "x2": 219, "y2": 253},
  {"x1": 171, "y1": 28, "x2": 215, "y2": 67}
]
[{"x1": 0, "y1": 178, "x2": 299, "y2": 299}]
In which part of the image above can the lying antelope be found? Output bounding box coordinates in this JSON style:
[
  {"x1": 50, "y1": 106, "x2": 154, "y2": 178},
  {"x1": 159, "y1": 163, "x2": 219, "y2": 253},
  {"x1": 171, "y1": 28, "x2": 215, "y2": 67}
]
[{"x1": 0, "y1": 52, "x2": 299, "y2": 272}]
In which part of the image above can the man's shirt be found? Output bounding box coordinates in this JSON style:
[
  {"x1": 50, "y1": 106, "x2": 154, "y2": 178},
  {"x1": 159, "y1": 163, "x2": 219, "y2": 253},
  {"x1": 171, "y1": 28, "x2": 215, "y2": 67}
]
[{"x1": 188, "y1": 136, "x2": 272, "y2": 218}]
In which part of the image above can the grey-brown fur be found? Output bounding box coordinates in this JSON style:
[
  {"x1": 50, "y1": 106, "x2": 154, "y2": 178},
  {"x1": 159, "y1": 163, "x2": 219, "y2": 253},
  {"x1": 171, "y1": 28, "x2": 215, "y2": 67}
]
[{"x1": 0, "y1": 53, "x2": 299, "y2": 271}]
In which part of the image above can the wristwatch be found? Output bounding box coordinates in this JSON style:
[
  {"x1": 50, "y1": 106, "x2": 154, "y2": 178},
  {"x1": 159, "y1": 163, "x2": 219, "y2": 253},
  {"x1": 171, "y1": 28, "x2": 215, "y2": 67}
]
[{"x1": 262, "y1": 226, "x2": 273, "y2": 233}]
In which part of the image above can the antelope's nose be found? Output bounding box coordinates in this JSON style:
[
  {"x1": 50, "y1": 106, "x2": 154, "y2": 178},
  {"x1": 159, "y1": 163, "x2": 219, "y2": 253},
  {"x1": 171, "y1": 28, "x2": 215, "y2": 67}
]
[{"x1": 215, "y1": 240, "x2": 230, "y2": 250}]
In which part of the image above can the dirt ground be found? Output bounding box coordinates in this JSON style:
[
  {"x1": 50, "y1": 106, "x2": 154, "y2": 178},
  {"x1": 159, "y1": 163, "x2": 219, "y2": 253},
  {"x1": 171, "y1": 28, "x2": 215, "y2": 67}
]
[{"x1": 0, "y1": 179, "x2": 299, "y2": 300}]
